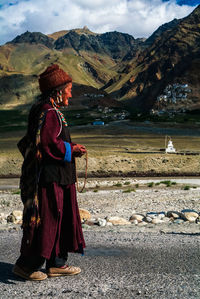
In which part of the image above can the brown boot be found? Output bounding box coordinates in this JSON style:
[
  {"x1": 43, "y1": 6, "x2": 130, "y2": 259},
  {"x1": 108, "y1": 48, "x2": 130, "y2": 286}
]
[
  {"x1": 47, "y1": 265, "x2": 81, "y2": 277},
  {"x1": 12, "y1": 264, "x2": 47, "y2": 281}
]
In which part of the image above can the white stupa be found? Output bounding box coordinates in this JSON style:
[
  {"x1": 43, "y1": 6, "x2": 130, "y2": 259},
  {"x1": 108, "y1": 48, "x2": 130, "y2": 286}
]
[{"x1": 166, "y1": 139, "x2": 176, "y2": 153}]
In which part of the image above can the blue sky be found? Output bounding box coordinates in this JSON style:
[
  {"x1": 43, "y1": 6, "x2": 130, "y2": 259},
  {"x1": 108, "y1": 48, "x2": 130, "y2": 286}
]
[{"x1": 0, "y1": 0, "x2": 198, "y2": 45}]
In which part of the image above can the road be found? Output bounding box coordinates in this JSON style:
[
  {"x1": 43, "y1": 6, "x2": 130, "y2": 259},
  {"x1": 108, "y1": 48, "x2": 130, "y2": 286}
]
[{"x1": 0, "y1": 229, "x2": 199, "y2": 298}]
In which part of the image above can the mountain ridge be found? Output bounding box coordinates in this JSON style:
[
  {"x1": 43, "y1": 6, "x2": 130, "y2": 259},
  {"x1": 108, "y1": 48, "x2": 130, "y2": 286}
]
[{"x1": 0, "y1": 6, "x2": 200, "y2": 115}]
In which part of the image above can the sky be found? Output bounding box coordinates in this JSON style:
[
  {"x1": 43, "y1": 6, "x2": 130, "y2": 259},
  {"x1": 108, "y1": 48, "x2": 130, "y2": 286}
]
[{"x1": 0, "y1": 0, "x2": 199, "y2": 45}]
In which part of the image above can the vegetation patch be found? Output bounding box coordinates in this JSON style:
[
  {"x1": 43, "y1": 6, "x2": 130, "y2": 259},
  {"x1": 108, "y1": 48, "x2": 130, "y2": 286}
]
[
  {"x1": 12, "y1": 189, "x2": 21, "y2": 195},
  {"x1": 160, "y1": 180, "x2": 172, "y2": 187},
  {"x1": 113, "y1": 183, "x2": 123, "y2": 187},
  {"x1": 183, "y1": 185, "x2": 190, "y2": 190},
  {"x1": 147, "y1": 182, "x2": 154, "y2": 187},
  {"x1": 124, "y1": 181, "x2": 131, "y2": 185},
  {"x1": 122, "y1": 188, "x2": 136, "y2": 193}
]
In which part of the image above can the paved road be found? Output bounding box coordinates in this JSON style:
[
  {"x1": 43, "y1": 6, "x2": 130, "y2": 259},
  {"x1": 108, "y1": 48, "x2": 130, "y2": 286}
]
[
  {"x1": 0, "y1": 229, "x2": 199, "y2": 298},
  {"x1": 0, "y1": 178, "x2": 200, "y2": 190}
]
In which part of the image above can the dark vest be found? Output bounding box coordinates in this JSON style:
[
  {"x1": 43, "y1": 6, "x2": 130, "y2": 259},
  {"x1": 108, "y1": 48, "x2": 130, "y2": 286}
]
[{"x1": 40, "y1": 121, "x2": 76, "y2": 186}]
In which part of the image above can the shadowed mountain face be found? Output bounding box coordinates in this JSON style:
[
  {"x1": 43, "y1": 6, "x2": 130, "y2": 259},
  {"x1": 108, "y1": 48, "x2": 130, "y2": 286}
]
[
  {"x1": 10, "y1": 31, "x2": 55, "y2": 49},
  {"x1": 109, "y1": 5, "x2": 200, "y2": 112},
  {"x1": 0, "y1": 5, "x2": 200, "y2": 113},
  {"x1": 0, "y1": 27, "x2": 144, "y2": 108}
]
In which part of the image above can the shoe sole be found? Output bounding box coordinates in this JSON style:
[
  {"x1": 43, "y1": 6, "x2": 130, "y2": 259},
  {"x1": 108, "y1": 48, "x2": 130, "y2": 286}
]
[
  {"x1": 48, "y1": 270, "x2": 81, "y2": 277},
  {"x1": 12, "y1": 268, "x2": 47, "y2": 281}
]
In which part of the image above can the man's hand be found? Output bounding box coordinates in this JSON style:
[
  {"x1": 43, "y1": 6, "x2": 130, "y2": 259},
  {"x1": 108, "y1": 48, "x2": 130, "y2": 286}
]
[{"x1": 72, "y1": 143, "x2": 86, "y2": 157}]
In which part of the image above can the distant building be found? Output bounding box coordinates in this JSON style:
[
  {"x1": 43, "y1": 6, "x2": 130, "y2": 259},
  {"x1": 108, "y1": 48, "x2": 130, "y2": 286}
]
[
  {"x1": 166, "y1": 139, "x2": 176, "y2": 153},
  {"x1": 92, "y1": 121, "x2": 105, "y2": 126}
]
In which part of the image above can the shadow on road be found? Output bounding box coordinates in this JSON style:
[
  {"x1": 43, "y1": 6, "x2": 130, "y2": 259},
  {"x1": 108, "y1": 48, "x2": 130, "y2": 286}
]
[
  {"x1": 165, "y1": 232, "x2": 200, "y2": 236},
  {"x1": 0, "y1": 262, "x2": 25, "y2": 284}
]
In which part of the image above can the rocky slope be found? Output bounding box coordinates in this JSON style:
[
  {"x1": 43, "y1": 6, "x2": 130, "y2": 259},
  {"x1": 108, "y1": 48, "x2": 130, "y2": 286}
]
[{"x1": 109, "y1": 5, "x2": 200, "y2": 113}]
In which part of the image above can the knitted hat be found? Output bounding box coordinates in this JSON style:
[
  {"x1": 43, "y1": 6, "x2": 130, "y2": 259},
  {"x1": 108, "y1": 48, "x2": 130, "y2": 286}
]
[{"x1": 39, "y1": 64, "x2": 72, "y2": 94}]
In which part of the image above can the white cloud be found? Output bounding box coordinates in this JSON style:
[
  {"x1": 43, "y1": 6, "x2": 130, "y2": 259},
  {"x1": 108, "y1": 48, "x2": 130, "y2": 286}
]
[{"x1": 0, "y1": 0, "x2": 196, "y2": 44}]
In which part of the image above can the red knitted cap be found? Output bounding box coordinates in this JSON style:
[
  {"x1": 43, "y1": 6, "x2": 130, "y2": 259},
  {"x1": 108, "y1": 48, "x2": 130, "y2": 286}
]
[{"x1": 39, "y1": 64, "x2": 72, "y2": 94}]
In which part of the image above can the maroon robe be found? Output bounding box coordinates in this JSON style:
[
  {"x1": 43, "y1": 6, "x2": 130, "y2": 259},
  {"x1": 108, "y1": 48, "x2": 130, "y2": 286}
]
[{"x1": 20, "y1": 103, "x2": 85, "y2": 259}]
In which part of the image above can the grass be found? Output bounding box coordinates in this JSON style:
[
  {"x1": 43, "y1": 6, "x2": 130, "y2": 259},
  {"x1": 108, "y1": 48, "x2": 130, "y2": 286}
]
[
  {"x1": 122, "y1": 188, "x2": 136, "y2": 193},
  {"x1": 113, "y1": 183, "x2": 123, "y2": 187},
  {"x1": 160, "y1": 180, "x2": 173, "y2": 187},
  {"x1": 183, "y1": 185, "x2": 190, "y2": 190},
  {"x1": 124, "y1": 181, "x2": 131, "y2": 185},
  {"x1": 12, "y1": 190, "x2": 21, "y2": 195},
  {"x1": 154, "y1": 180, "x2": 177, "y2": 187},
  {"x1": 147, "y1": 182, "x2": 154, "y2": 187}
]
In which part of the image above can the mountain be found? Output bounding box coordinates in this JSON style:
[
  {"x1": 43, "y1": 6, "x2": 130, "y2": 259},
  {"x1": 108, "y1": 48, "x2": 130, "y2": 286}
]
[
  {"x1": 9, "y1": 31, "x2": 55, "y2": 48},
  {"x1": 144, "y1": 18, "x2": 180, "y2": 46},
  {"x1": 0, "y1": 27, "x2": 145, "y2": 108},
  {"x1": 106, "y1": 5, "x2": 200, "y2": 113},
  {"x1": 0, "y1": 5, "x2": 200, "y2": 115}
]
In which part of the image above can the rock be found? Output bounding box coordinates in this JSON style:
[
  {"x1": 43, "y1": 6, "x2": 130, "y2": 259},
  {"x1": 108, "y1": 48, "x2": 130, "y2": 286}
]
[
  {"x1": 81, "y1": 224, "x2": 91, "y2": 229},
  {"x1": 12, "y1": 210, "x2": 23, "y2": 221},
  {"x1": 84, "y1": 219, "x2": 97, "y2": 226},
  {"x1": 162, "y1": 217, "x2": 171, "y2": 223},
  {"x1": 129, "y1": 214, "x2": 144, "y2": 223},
  {"x1": 0, "y1": 213, "x2": 5, "y2": 223},
  {"x1": 132, "y1": 219, "x2": 138, "y2": 225},
  {"x1": 173, "y1": 219, "x2": 185, "y2": 224},
  {"x1": 7, "y1": 215, "x2": 15, "y2": 223},
  {"x1": 181, "y1": 209, "x2": 199, "y2": 222},
  {"x1": 158, "y1": 212, "x2": 165, "y2": 219},
  {"x1": 0, "y1": 212, "x2": 5, "y2": 218},
  {"x1": 166, "y1": 211, "x2": 181, "y2": 219},
  {"x1": 97, "y1": 218, "x2": 107, "y2": 227},
  {"x1": 137, "y1": 221, "x2": 147, "y2": 226},
  {"x1": 151, "y1": 218, "x2": 163, "y2": 224},
  {"x1": 181, "y1": 209, "x2": 199, "y2": 214},
  {"x1": 79, "y1": 209, "x2": 91, "y2": 222},
  {"x1": 106, "y1": 216, "x2": 130, "y2": 226},
  {"x1": 145, "y1": 216, "x2": 153, "y2": 223},
  {"x1": 146, "y1": 212, "x2": 158, "y2": 219}
]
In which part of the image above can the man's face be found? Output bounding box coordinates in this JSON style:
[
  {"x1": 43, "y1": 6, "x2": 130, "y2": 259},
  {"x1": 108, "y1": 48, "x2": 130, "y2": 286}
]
[{"x1": 62, "y1": 82, "x2": 72, "y2": 106}]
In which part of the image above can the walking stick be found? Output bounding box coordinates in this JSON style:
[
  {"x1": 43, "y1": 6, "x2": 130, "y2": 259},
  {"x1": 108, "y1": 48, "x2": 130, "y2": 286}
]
[{"x1": 75, "y1": 150, "x2": 88, "y2": 193}]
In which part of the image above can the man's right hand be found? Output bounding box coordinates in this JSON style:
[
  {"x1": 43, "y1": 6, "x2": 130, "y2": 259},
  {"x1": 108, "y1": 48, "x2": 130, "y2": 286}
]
[{"x1": 72, "y1": 144, "x2": 86, "y2": 157}]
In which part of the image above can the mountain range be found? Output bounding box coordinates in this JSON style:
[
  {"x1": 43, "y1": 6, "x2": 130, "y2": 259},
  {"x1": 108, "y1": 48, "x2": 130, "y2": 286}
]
[{"x1": 0, "y1": 6, "x2": 200, "y2": 115}]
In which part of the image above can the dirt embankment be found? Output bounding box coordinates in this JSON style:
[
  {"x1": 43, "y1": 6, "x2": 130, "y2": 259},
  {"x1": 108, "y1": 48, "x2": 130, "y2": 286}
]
[{"x1": 0, "y1": 152, "x2": 200, "y2": 178}]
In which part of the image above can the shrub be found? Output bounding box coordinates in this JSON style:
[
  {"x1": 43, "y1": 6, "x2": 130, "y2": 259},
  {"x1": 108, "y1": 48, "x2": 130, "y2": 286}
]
[
  {"x1": 124, "y1": 181, "x2": 131, "y2": 185},
  {"x1": 160, "y1": 180, "x2": 172, "y2": 187},
  {"x1": 12, "y1": 190, "x2": 21, "y2": 195},
  {"x1": 183, "y1": 185, "x2": 190, "y2": 190},
  {"x1": 122, "y1": 188, "x2": 136, "y2": 193},
  {"x1": 114, "y1": 183, "x2": 122, "y2": 187},
  {"x1": 147, "y1": 182, "x2": 154, "y2": 187}
]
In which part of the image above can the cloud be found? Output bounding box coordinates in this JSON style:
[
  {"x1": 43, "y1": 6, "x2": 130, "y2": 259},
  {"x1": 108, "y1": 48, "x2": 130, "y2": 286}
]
[{"x1": 0, "y1": 0, "x2": 196, "y2": 45}]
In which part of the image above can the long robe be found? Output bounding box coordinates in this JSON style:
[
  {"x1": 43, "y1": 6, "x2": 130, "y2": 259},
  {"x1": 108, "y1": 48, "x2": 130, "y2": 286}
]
[{"x1": 20, "y1": 103, "x2": 85, "y2": 259}]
